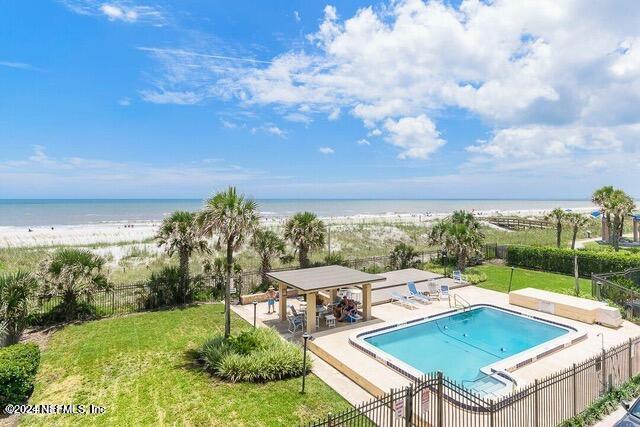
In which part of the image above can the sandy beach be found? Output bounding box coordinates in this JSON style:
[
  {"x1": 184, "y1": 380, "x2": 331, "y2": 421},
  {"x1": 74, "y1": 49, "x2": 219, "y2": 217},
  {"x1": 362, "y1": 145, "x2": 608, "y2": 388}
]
[{"x1": 0, "y1": 206, "x2": 595, "y2": 249}]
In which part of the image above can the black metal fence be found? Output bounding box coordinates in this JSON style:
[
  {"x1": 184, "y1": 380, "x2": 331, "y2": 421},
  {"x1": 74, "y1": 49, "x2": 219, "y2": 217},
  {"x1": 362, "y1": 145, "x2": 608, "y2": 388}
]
[
  {"x1": 28, "y1": 252, "x2": 438, "y2": 322},
  {"x1": 593, "y1": 267, "x2": 640, "y2": 318},
  {"x1": 305, "y1": 337, "x2": 640, "y2": 427}
]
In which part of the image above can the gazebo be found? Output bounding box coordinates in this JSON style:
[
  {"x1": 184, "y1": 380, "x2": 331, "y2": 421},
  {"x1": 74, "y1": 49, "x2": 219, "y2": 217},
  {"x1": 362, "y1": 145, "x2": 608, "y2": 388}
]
[{"x1": 267, "y1": 265, "x2": 386, "y2": 333}]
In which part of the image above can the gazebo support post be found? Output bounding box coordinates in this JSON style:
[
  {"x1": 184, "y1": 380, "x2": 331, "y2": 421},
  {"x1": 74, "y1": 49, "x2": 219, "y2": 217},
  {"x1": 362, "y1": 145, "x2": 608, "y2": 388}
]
[
  {"x1": 306, "y1": 292, "x2": 317, "y2": 333},
  {"x1": 362, "y1": 283, "x2": 372, "y2": 321},
  {"x1": 278, "y1": 281, "x2": 287, "y2": 321},
  {"x1": 330, "y1": 288, "x2": 338, "y2": 304},
  {"x1": 634, "y1": 218, "x2": 639, "y2": 243}
]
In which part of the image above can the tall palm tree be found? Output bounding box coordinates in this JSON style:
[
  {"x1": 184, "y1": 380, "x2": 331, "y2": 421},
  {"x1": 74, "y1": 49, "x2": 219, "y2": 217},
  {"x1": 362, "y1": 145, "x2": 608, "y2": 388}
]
[
  {"x1": 592, "y1": 185, "x2": 615, "y2": 243},
  {"x1": 251, "y1": 228, "x2": 285, "y2": 286},
  {"x1": 565, "y1": 213, "x2": 590, "y2": 250},
  {"x1": 0, "y1": 271, "x2": 38, "y2": 346},
  {"x1": 284, "y1": 212, "x2": 326, "y2": 268},
  {"x1": 545, "y1": 208, "x2": 566, "y2": 248},
  {"x1": 155, "y1": 211, "x2": 209, "y2": 298},
  {"x1": 198, "y1": 187, "x2": 259, "y2": 338},
  {"x1": 428, "y1": 211, "x2": 484, "y2": 271}
]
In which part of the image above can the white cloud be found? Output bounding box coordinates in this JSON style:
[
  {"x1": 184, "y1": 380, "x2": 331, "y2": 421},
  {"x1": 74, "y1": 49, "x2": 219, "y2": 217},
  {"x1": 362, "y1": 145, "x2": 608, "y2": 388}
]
[
  {"x1": 357, "y1": 139, "x2": 370, "y2": 146},
  {"x1": 284, "y1": 112, "x2": 312, "y2": 124},
  {"x1": 58, "y1": 0, "x2": 165, "y2": 26},
  {"x1": 266, "y1": 126, "x2": 286, "y2": 137},
  {"x1": 384, "y1": 115, "x2": 445, "y2": 159},
  {"x1": 293, "y1": 11, "x2": 301, "y2": 22},
  {"x1": 138, "y1": 0, "x2": 640, "y2": 166},
  {"x1": 0, "y1": 61, "x2": 33, "y2": 70},
  {"x1": 139, "y1": 89, "x2": 202, "y2": 105},
  {"x1": 118, "y1": 97, "x2": 131, "y2": 106},
  {"x1": 318, "y1": 147, "x2": 335, "y2": 154}
]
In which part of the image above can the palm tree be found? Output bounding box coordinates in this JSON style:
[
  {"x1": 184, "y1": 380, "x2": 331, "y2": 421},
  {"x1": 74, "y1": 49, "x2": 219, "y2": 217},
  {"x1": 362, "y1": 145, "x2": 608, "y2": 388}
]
[
  {"x1": 592, "y1": 186, "x2": 615, "y2": 244},
  {"x1": 388, "y1": 243, "x2": 420, "y2": 270},
  {"x1": 198, "y1": 187, "x2": 259, "y2": 338},
  {"x1": 0, "y1": 271, "x2": 38, "y2": 346},
  {"x1": 251, "y1": 228, "x2": 285, "y2": 286},
  {"x1": 565, "y1": 213, "x2": 590, "y2": 250},
  {"x1": 545, "y1": 208, "x2": 566, "y2": 248},
  {"x1": 284, "y1": 212, "x2": 326, "y2": 268},
  {"x1": 428, "y1": 211, "x2": 484, "y2": 271},
  {"x1": 38, "y1": 249, "x2": 110, "y2": 321},
  {"x1": 609, "y1": 190, "x2": 636, "y2": 251},
  {"x1": 155, "y1": 211, "x2": 209, "y2": 299},
  {"x1": 592, "y1": 186, "x2": 636, "y2": 251}
]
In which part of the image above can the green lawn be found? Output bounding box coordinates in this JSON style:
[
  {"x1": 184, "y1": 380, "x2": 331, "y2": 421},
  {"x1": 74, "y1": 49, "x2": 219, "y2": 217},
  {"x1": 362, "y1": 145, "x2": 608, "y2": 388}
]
[
  {"x1": 22, "y1": 304, "x2": 350, "y2": 426},
  {"x1": 475, "y1": 264, "x2": 593, "y2": 298}
]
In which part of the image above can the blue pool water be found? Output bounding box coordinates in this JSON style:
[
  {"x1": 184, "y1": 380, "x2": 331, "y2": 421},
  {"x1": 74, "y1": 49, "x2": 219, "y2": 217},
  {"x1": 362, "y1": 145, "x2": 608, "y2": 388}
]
[{"x1": 364, "y1": 306, "x2": 569, "y2": 384}]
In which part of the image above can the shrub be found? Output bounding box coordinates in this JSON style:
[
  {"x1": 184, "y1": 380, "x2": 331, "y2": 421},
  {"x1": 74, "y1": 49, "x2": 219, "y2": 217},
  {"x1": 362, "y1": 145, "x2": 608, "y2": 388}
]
[
  {"x1": 388, "y1": 243, "x2": 421, "y2": 270},
  {"x1": 138, "y1": 266, "x2": 204, "y2": 309},
  {"x1": 505, "y1": 246, "x2": 640, "y2": 277},
  {"x1": 199, "y1": 328, "x2": 310, "y2": 382},
  {"x1": 0, "y1": 343, "x2": 40, "y2": 407},
  {"x1": 0, "y1": 271, "x2": 38, "y2": 345}
]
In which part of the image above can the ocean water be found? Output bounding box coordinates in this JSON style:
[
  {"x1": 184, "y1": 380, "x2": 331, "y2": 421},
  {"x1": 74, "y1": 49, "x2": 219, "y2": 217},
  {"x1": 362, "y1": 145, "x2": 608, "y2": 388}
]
[{"x1": 0, "y1": 199, "x2": 596, "y2": 227}]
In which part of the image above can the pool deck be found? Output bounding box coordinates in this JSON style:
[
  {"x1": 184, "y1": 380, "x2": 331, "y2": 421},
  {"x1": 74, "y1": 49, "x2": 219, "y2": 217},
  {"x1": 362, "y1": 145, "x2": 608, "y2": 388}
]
[{"x1": 307, "y1": 285, "x2": 640, "y2": 396}]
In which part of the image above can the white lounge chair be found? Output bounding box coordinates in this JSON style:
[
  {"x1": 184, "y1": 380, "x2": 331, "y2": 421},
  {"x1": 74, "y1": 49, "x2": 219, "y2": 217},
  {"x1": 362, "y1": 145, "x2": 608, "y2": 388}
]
[
  {"x1": 391, "y1": 292, "x2": 419, "y2": 309},
  {"x1": 426, "y1": 280, "x2": 441, "y2": 300},
  {"x1": 453, "y1": 270, "x2": 469, "y2": 284},
  {"x1": 407, "y1": 282, "x2": 432, "y2": 304},
  {"x1": 440, "y1": 284, "x2": 450, "y2": 299}
]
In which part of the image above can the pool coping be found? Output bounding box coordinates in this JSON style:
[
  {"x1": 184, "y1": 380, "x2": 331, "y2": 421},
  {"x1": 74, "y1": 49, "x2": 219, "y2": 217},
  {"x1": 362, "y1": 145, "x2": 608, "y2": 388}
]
[{"x1": 349, "y1": 304, "x2": 588, "y2": 393}]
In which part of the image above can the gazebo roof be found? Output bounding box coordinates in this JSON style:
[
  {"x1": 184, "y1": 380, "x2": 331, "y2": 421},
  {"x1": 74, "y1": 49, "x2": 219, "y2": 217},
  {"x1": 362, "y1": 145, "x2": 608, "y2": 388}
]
[{"x1": 267, "y1": 265, "x2": 385, "y2": 293}]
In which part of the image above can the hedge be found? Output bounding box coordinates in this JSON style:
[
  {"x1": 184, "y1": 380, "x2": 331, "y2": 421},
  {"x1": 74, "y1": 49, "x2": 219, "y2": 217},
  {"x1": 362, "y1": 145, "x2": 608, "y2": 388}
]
[
  {"x1": 506, "y1": 246, "x2": 640, "y2": 277},
  {"x1": 0, "y1": 343, "x2": 40, "y2": 407}
]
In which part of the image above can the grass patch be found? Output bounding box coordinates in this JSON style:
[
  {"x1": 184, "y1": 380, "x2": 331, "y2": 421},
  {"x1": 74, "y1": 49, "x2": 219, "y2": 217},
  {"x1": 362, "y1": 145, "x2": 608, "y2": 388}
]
[
  {"x1": 21, "y1": 304, "x2": 350, "y2": 426},
  {"x1": 475, "y1": 264, "x2": 592, "y2": 298}
]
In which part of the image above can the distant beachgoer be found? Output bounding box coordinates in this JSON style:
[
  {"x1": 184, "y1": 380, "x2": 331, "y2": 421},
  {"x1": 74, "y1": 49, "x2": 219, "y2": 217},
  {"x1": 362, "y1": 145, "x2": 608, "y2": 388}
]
[
  {"x1": 28, "y1": 228, "x2": 32, "y2": 232},
  {"x1": 265, "y1": 286, "x2": 277, "y2": 314}
]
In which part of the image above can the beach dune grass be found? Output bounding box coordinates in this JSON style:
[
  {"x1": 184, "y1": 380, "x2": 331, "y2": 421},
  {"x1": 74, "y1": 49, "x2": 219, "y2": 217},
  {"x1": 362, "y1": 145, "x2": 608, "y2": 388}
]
[{"x1": 21, "y1": 304, "x2": 351, "y2": 426}]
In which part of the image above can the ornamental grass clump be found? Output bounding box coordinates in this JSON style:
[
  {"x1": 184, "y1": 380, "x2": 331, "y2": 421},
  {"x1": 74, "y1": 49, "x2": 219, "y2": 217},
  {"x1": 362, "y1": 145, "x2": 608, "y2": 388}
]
[{"x1": 199, "y1": 327, "x2": 310, "y2": 382}]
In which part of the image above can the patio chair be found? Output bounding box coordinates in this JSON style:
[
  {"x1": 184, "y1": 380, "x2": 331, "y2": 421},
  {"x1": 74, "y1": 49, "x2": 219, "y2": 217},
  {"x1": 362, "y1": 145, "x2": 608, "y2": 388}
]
[
  {"x1": 426, "y1": 280, "x2": 441, "y2": 300},
  {"x1": 440, "y1": 284, "x2": 450, "y2": 299},
  {"x1": 346, "y1": 313, "x2": 363, "y2": 323},
  {"x1": 287, "y1": 314, "x2": 305, "y2": 334},
  {"x1": 391, "y1": 292, "x2": 418, "y2": 309},
  {"x1": 453, "y1": 270, "x2": 469, "y2": 284},
  {"x1": 407, "y1": 282, "x2": 432, "y2": 304}
]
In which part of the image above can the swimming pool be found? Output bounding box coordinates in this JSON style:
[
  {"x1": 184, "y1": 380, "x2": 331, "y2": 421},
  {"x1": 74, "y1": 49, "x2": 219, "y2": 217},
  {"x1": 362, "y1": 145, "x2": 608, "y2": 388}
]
[{"x1": 356, "y1": 305, "x2": 580, "y2": 392}]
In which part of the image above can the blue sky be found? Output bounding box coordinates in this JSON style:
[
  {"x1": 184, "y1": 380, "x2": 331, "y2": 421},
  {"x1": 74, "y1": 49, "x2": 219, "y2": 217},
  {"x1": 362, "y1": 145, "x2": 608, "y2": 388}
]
[{"x1": 1, "y1": 0, "x2": 639, "y2": 199}]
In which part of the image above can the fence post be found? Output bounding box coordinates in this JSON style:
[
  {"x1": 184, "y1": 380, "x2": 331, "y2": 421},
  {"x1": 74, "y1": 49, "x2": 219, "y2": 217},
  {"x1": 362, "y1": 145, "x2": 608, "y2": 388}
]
[
  {"x1": 602, "y1": 349, "x2": 607, "y2": 395},
  {"x1": 389, "y1": 389, "x2": 395, "y2": 426},
  {"x1": 534, "y1": 379, "x2": 539, "y2": 427},
  {"x1": 405, "y1": 384, "x2": 413, "y2": 427},
  {"x1": 630, "y1": 338, "x2": 634, "y2": 379},
  {"x1": 489, "y1": 400, "x2": 495, "y2": 427},
  {"x1": 327, "y1": 412, "x2": 332, "y2": 427},
  {"x1": 572, "y1": 363, "x2": 577, "y2": 416},
  {"x1": 437, "y1": 372, "x2": 444, "y2": 427}
]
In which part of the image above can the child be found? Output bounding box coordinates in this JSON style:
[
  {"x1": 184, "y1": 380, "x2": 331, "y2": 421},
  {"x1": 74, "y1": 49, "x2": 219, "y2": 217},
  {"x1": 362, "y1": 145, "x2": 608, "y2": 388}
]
[{"x1": 265, "y1": 286, "x2": 277, "y2": 314}]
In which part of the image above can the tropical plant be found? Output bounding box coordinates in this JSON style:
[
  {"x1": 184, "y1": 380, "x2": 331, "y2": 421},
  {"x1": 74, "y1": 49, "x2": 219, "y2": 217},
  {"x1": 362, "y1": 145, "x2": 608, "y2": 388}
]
[
  {"x1": 38, "y1": 249, "x2": 110, "y2": 321},
  {"x1": 592, "y1": 186, "x2": 636, "y2": 251},
  {"x1": 155, "y1": 211, "x2": 209, "y2": 300},
  {"x1": 545, "y1": 208, "x2": 566, "y2": 248},
  {"x1": 0, "y1": 271, "x2": 38, "y2": 346},
  {"x1": 565, "y1": 213, "x2": 591, "y2": 250},
  {"x1": 324, "y1": 252, "x2": 348, "y2": 267},
  {"x1": 202, "y1": 257, "x2": 243, "y2": 300},
  {"x1": 199, "y1": 327, "x2": 309, "y2": 382},
  {"x1": 283, "y1": 211, "x2": 326, "y2": 268},
  {"x1": 388, "y1": 243, "x2": 420, "y2": 270},
  {"x1": 0, "y1": 343, "x2": 40, "y2": 407},
  {"x1": 137, "y1": 266, "x2": 205, "y2": 309},
  {"x1": 428, "y1": 210, "x2": 485, "y2": 271},
  {"x1": 251, "y1": 228, "x2": 285, "y2": 285},
  {"x1": 198, "y1": 187, "x2": 259, "y2": 338}
]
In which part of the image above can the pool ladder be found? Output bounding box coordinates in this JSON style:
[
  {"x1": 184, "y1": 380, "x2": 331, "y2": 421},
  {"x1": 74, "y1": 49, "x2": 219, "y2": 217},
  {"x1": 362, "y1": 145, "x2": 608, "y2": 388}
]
[{"x1": 449, "y1": 293, "x2": 471, "y2": 311}]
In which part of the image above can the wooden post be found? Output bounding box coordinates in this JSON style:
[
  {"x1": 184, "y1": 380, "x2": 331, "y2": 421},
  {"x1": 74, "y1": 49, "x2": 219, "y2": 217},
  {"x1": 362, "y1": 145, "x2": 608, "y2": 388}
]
[
  {"x1": 278, "y1": 281, "x2": 287, "y2": 321},
  {"x1": 306, "y1": 292, "x2": 317, "y2": 334},
  {"x1": 362, "y1": 283, "x2": 372, "y2": 321},
  {"x1": 634, "y1": 219, "x2": 639, "y2": 243},
  {"x1": 330, "y1": 288, "x2": 338, "y2": 304}
]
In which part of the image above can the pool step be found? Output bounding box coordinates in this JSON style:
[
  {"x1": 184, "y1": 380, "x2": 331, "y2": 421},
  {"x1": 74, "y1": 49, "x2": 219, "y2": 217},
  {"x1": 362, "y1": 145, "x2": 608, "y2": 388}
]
[{"x1": 465, "y1": 377, "x2": 508, "y2": 396}]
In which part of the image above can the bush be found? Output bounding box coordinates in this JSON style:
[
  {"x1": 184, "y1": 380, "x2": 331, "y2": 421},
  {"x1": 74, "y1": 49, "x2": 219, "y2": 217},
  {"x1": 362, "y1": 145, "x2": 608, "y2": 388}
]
[
  {"x1": 199, "y1": 328, "x2": 310, "y2": 382},
  {"x1": 506, "y1": 246, "x2": 640, "y2": 277},
  {"x1": 0, "y1": 343, "x2": 40, "y2": 407},
  {"x1": 138, "y1": 266, "x2": 204, "y2": 309}
]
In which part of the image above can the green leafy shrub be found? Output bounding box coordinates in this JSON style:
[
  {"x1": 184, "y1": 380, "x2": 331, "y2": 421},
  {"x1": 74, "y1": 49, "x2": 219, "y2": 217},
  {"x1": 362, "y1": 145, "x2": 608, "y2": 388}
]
[
  {"x1": 137, "y1": 266, "x2": 204, "y2": 309},
  {"x1": 199, "y1": 328, "x2": 310, "y2": 382},
  {"x1": 0, "y1": 343, "x2": 40, "y2": 407},
  {"x1": 506, "y1": 246, "x2": 640, "y2": 277}
]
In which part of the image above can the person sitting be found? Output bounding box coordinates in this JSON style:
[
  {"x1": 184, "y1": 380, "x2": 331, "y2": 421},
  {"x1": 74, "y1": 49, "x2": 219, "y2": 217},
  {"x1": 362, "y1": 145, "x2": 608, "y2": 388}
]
[{"x1": 265, "y1": 286, "x2": 277, "y2": 314}]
